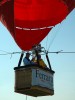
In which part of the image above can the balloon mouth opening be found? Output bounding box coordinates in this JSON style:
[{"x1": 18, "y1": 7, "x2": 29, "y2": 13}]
[{"x1": 16, "y1": 26, "x2": 54, "y2": 31}]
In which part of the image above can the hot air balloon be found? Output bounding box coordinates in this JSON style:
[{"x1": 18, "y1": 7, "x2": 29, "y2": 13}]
[
  {"x1": 0, "y1": 0, "x2": 75, "y2": 51},
  {"x1": 0, "y1": 0, "x2": 75, "y2": 97},
  {"x1": 0, "y1": 0, "x2": 69, "y2": 50}
]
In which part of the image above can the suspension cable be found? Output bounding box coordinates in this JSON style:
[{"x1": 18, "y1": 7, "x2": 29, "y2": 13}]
[
  {"x1": 45, "y1": 32, "x2": 50, "y2": 50},
  {"x1": 26, "y1": 95, "x2": 27, "y2": 100},
  {"x1": 48, "y1": 51, "x2": 75, "y2": 54},
  {"x1": 47, "y1": 19, "x2": 66, "y2": 52},
  {"x1": 0, "y1": 50, "x2": 75, "y2": 56}
]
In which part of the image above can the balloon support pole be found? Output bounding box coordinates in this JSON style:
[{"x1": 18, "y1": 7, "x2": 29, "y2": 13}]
[
  {"x1": 18, "y1": 51, "x2": 24, "y2": 67},
  {"x1": 46, "y1": 54, "x2": 52, "y2": 70},
  {"x1": 35, "y1": 50, "x2": 40, "y2": 66}
]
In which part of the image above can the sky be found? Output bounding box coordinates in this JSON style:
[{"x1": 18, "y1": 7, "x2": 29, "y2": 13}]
[{"x1": 0, "y1": 9, "x2": 75, "y2": 100}]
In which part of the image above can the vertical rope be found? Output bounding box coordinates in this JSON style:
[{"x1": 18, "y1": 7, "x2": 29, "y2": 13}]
[
  {"x1": 47, "y1": 24, "x2": 61, "y2": 51},
  {"x1": 47, "y1": 20, "x2": 66, "y2": 52},
  {"x1": 26, "y1": 95, "x2": 27, "y2": 100},
  {"x1": 45, "y1": 32, "x2": 49, "y2": 50}
]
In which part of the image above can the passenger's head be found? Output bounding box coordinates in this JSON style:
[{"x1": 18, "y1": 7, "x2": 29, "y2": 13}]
[{"x1": 26, "y1": 52, "x2": 30, "y2": 58}]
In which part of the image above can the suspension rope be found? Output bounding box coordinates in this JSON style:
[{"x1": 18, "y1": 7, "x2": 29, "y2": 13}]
[
  {"x1": 0, "y1": 50, "x2": 21, "y2": 55},
  {"x1": 47, "y1": 24, "x2": 60, "y2": 51},
  {"x1": 0, "y1": 52, "x2": 21, "y2": 55},
  {"x1": 45, "y1": 32, "x2": 50, "y2": 50},
  {"x1": 0, "y1": 50, "x2": 75, "y2": 56},
  {"x1": 48, "y1": 51, "x2": 75, "y2": 54},
  {"x1": 47, "y1": 19, "x2": 66, "y2": 52},
  {"x1": 26, "y1": 95, "x2": 27, "y2": 100},
  {"x1": 0, "y1": 50, "x2": 11, "y2": 54}
]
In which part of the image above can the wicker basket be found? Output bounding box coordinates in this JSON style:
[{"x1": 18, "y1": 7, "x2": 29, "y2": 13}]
[{"x1": 14, "y1": 65, "x2": 55, "y2": 97}]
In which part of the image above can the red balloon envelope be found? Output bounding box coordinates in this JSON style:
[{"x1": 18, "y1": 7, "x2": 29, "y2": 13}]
[
  {"x1": 0, "y1": 11, "x2": 1, "y2": 20},
  {"x1": 0, "y1": 0, "x2": 75, "y2": 50},
  {"x1": 0, "y1": 1, "x2": 2, "y2": 20}
]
